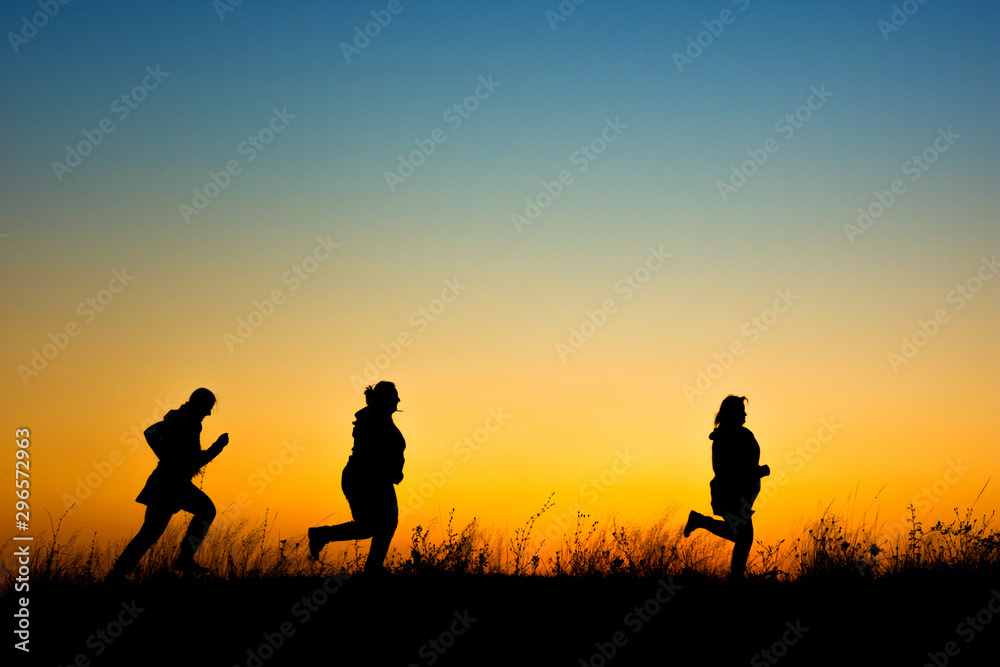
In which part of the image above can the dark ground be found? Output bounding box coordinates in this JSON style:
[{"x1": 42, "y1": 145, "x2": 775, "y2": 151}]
[{"x1": 12, "y1": 573, "x2": 1000, "y2": 666}]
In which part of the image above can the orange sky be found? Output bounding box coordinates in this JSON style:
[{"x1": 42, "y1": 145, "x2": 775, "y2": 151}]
[{"x1": 2, "y1": 0, "x2": 998, "y2": 569}]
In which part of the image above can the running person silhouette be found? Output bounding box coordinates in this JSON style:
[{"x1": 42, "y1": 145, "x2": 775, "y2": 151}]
[
  {"x1": 683, "y1": 395, "x2": 770, "y2": 580},
  {"x1": 308, "y1": 381, "x2": 405, "y2": 574},
  {"x1": 107, "y1": 388, "x2": 228, "y2": 580}
]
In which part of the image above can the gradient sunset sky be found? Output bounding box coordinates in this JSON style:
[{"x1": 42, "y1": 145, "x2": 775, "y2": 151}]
[{"x1": 2, "y1": 0, "x2": 997, "y2": 560}]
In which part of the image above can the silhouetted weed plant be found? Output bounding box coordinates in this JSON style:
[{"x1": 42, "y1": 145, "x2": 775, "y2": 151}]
[
  {"x1": 397, "y1": 509, "x2": 482, "y2": 575},
  {"x1": 547, "y1": 509, "x2": 730, "y2": 579},
  {"x1": 509, "y1": 492, "x2": 554, "y2": 575},
  {"x1": 791, "y1": 500, "x2": 998, "y2": 580}
]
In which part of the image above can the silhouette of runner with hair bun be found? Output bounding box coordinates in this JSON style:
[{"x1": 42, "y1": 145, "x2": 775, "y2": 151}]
[{"x1": 308, "y1": 381, "x2": 405, "y2": 574}]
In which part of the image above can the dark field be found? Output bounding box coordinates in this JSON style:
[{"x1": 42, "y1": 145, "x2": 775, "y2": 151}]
[
  {"x1": 7, "y1": 504, "x2": 1000, "y2": 666},
  {"x1": 19, "y1": 574, "x2": 1000, "y2": 666}
]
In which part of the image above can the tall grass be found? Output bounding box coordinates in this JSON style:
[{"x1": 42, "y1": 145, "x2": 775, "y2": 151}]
[
  {"x1": 3, "y1": 495, "x2": 997, "y2": 593},
  {"x1": 790, "y1": 505, "x2": 999, "y2": 580}
]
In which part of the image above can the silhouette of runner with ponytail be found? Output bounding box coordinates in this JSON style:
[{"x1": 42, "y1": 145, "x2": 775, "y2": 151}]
[
  {"x1": 108, "y1": 388, "x2": 228, "y2": 581},
  {"x1": 683, "y1": 395, "x2": 770, "y2": 580}
]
